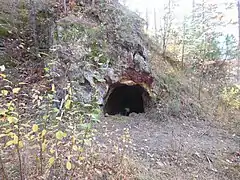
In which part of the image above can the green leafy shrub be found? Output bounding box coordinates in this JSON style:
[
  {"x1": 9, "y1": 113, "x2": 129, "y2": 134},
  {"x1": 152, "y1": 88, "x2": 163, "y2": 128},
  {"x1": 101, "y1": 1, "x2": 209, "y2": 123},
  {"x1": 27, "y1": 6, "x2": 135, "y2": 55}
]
[
  {"x1": 0, "y1": 65, "x2": 102, "y2": 179},
  {"x1": 0, "y1": 64, "x2": 133, "y2": 179}
]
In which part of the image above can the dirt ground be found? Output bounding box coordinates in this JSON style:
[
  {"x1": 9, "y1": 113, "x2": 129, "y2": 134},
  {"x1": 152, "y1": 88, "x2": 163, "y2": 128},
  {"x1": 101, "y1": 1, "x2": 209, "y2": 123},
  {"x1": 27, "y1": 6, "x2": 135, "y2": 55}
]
[{"x1": 95, "y1": 112, "x2": 240, "y2": 180}]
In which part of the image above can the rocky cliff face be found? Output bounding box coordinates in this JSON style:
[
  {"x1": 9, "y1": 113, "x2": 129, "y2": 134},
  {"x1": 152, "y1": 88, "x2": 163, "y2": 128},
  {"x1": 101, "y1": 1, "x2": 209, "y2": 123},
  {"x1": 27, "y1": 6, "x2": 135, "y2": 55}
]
[
  {"x1": 50, "y1": 1, "x2": 154, "y2": 114},
  {"x1": 0, "y1": 0, "x2": 154, "y2": 115}
]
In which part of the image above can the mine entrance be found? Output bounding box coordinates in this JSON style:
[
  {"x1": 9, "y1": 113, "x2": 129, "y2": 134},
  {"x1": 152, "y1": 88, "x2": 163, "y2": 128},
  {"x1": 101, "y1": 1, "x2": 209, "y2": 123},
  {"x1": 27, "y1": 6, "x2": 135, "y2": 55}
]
[{"x1": 103, "y1": 84, "x2": 149, "y2": 116}]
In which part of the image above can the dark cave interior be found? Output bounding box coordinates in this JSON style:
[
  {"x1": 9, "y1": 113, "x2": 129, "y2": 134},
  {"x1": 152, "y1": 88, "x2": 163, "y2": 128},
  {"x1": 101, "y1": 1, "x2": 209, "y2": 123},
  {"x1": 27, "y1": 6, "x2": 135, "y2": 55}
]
[{"x1": 103, "y1": 84, "x2": 148, "y2": 116}]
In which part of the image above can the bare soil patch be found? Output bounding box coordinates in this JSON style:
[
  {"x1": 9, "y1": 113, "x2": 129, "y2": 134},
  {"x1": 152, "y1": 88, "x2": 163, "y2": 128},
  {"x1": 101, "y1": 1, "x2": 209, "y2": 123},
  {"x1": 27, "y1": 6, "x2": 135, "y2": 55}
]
[{"x1": 95, "y1": 113, "x2": 240, "y2": 179}]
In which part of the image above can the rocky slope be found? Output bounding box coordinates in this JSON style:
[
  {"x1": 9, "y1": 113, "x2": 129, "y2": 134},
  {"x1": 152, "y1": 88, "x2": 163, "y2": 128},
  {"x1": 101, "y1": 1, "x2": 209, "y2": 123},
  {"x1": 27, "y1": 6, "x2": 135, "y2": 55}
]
[{"x1": 49, "y1": 1, "x2": 154, "y2": 111}]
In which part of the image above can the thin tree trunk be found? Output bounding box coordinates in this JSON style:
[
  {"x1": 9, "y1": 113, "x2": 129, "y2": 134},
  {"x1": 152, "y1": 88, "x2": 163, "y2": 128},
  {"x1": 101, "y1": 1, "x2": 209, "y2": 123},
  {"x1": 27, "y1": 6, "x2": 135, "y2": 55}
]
[
  {"x1": 162, "y1": 7, "x2": 167, "y2": 57},
  {"x1": 162, "y1": 20, "x2": 166, "y2": 58},
  {"x1": 198, "y1": 0, "x2": 206, "y2": 101},
  {"x1": 192, "y1": 0, "x2": 195, "y2": 22},
  {"x1": 181, "y1": 17, "x2": 186, "y2": 69},
  {"x1": 198, "y1": 77, "x2": 202, "y2": 100},
  {"x1": 237, "y1": 0, "x2": 240, "y2": 82},
  {"x1": 17, "y1": 119, "x2": 23, "y2": 180},
  {"x1": 29, "y1": 0, "x2": 38, "y2": 53},
  {"x1": 159, "y1": 10, "x2": 162, "y2": 46},
  {"x1": 145, "y1": 8, "x2": 149, "y2": 32},
  {"x1": 154, "y1": 8, "x2": 157, "y2": 37},
  {"x1": 63, "y1": 0, "x2": 67, "y2": 14},
  {"x1": 162, "y1": 0, "x2": 171, "y2": 58}
]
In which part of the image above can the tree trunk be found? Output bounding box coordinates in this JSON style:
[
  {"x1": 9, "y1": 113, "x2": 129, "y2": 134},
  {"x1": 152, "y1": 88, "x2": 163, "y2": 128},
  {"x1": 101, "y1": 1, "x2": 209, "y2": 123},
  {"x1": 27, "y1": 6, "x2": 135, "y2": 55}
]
[
  {"x1": 29, "y1": 0, "x2": 38, "y2": 53},
  {"x1": 154, "y1": 8, "x2": 157, "y2": 37},
  {"x1": 198, "y1": 0, "x2": 206, "y2": 101},
  {"x1": 162, "y1": 19, "x2": 166, "y2": 58},
  {"x1": 145, "y1": 8, "x2": 149, "y2": 32},
  {"x1": 237, "y1": 0, "x2": 240, "y2": 82},
  {"x1": 63, "y1": 0, "x2": 67, "y2": 14},
  {"x1": 192, "y1": 0, "x2": 195, "y2": 22},
  {"x1": 162, "y1": 0, "x2": 172, "y2": 58},
  {"x1": 181, "y1": 16, "x2": 186, "y2": 69}
]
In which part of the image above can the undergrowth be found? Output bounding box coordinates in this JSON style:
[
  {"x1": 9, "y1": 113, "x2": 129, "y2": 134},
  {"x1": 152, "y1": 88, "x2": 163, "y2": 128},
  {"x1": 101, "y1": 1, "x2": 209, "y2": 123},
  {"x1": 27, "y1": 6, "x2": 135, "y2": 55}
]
[
  {"x1": 0, "y1": 65, "x2": 134, "y2": 179},
  {"x1": 150, "y1": 49, "x2": 239, "y2": 126}
]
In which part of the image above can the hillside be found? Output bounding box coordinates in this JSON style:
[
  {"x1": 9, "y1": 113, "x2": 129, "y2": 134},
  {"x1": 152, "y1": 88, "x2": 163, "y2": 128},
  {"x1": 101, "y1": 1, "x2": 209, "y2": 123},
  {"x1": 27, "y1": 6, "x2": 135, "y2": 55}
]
[{"x1": 0, "y1": 0, "x2": 239, "y2": 179}]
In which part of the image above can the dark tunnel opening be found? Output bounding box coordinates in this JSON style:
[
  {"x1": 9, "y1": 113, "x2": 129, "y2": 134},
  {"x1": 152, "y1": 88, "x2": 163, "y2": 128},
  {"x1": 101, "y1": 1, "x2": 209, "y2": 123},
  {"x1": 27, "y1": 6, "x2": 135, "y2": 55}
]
[{"x1": 103, "y1": 84, "x2": 149, "y2": 116}]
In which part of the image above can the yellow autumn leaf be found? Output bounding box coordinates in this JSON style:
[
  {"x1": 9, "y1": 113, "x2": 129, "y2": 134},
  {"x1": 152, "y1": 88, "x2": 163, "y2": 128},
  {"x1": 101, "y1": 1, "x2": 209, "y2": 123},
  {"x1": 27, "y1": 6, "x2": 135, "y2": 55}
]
[
  {"x1": 64, "y1": 99, "x2": 72, "y2": 110},
  {"x1": 56, "y1": 131, "x2": 63, "y2": 140},
  {"x1": 13, "y1": 88, "x2": 21, "y2": 94},
  {"x1": 49, "y1": 157, "x2": 55, "y2": 166},
  {"x1": 68, "y1": 87, "x2": 72, "y2": 95},
  {"x1": 64, "y1": 94, "x2": 69, "y2": 101},
  {"x1": 8, "y1": 104, "x2": 14, "y2": 111},
  {"x1": 19, "y1": 141, "x2": 24, "y2": 148},
  {"x1": 78, "y1": 147, "x2": 84, "y2": 153},
  {"x1": 41, "y1": 129, "x2": 47, "y2": 137},
  {"x1": 5, "y1": 129, "x2": 12, "y2": 134},
  {"x1": 18, "y1": 82, "x2": 27, "y2": 85},
  {"x1": 56, "y1": 130, "x2": 67, "y2": 140},
  {"x1": 56, "y1": 117, "x2": 62, "y2": 121},
  {"x1": 50, "y1": 148, "x2": 55, "y2": 154},
  {"x1": 0, "y1": 73, "x2": 6, "y2": 78},
  {"x1": 5, "y1": 140, "x2": 14, "y2": 147},
  {"x1": 13, "y1": 134, "x2": 18, "y2": 144},
  {"x1": 43, "y1": 115, "x2": 49, "y2": 120},
  {"x1": 79, "y1": 156, "x2": 85, "y2": 161},
  {"x1": 66, "y1": 161, "x2": 72, "y2": 170},
  {"x1": 72, "y1": 145, "x2": 78, "y2": 151},
  {"x1": 1, "y1": 90, "x2": 8, "y2": 96},
  {"x1": 72, "y1": 136, "x2": 76, "y2": 144},
  {"x1": 42, "y1": 142, "x2": 47, "y2": 152},
  {"x1": 32, "y1": 124, "x2": 38, "y2": 132},
  {"x1": 51, "y1": 84, "x2": 55, "y2": 92},
  {"x1": 62, "y1": 132, "x2": 67, "y2": 138},
  {"x1": 30, "y1": 135, "x2": 35, "y2": 140},
  {"x1": 7, "y1": 116, "x2": 18, "y2": 124}
]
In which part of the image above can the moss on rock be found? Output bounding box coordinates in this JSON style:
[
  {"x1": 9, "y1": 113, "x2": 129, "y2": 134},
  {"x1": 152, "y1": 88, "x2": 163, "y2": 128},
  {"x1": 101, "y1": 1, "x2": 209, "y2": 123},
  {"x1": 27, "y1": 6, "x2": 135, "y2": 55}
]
[{"x1": 0, "y1": 27, "x2": 9, "y2": 37}]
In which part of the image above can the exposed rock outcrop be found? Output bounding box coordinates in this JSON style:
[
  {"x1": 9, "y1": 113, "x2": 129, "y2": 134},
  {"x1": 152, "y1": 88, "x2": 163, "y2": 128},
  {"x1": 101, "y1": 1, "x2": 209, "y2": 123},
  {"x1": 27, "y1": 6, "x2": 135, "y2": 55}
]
[{"x1": 48, "y1": 1, "x2": 154, "y2": 111}]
